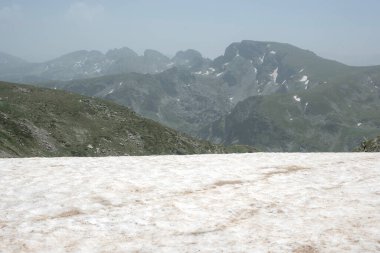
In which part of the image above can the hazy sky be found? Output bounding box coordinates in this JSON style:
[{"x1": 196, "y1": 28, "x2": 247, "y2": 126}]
[{"x1": 1, "y1": 0, "x2": 379, "y2": 66}]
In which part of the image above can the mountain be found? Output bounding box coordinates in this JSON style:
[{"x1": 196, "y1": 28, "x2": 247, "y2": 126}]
[
  {"x1": 172, "y1": 49, "x2": 211, "y2": 71},
  {"x1": 209, "y1": 40, "x2": 356, "y2": 102},
  {"x1": 39, "y1": 68, "x2": 231, "y2": 135},
  {"x1": 0, "y1": 81, "x2": 256, "y2": 158},
  {"x1": 0, "y1": 48, "x2": 174, "y2": 83},
  {"x1": 34, "y1": 41, "x2": 342, "y2": 135},
  {"x1": 0, "y1": 52, "x2": 29, "y2": 69},
  {"x1": 0, "y1": 52, "x2": 34, "y2": 82},
  {"x1": 2, "y1": 40, "x2": 380, "y2": 151},
  {"x1": 201, "y1": 64, "x2": 380, "y2": 151}
]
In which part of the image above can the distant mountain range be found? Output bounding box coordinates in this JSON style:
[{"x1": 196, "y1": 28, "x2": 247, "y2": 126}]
[
  {"x1": 1, "y1": 40, "x2": 379, "y2": 151},
  {"x1": 0, "y1": 47, "x2": 210, "y2": 83}
]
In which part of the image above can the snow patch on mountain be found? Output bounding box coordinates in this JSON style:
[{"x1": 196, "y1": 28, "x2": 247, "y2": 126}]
[
  {"x1": 293, "y1": 95, "x2": 301, "y2": 102},
  {"x1": 259, "y1": 55, "x2": 265, "y2": 64},
  {"x1": 270, "y1": 67, "x2": 278, "y2": 83},
  {"x1": 300, "y1": 75, "x2": 308, "y2": 82},
  {"x1": 0, "y1": 154, "x2": 379, "y2": 252},
  {"x1": 73, "y1": 61, "x2": 84, "y2": 68},
  {"x1": 304, "y1": 102, "x2": 309, "y2": 111}
]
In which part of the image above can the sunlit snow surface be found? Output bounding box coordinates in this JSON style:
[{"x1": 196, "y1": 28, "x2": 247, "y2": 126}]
[{"x1": 1, "y1": 153, "x2": 380, "y2": 252}]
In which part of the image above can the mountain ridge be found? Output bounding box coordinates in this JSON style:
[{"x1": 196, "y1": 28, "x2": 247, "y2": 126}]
[
  {"x1": 2, "y1": 40, "x2": 379, "y2": 151},
  {"x1": 1, "y1": 40, "x2": 379, "y2": 84}
]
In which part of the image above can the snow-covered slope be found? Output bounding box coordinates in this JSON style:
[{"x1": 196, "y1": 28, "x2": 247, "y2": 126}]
[{"x1": 1, "y1": 153, "x2": 379, "y2": 252}]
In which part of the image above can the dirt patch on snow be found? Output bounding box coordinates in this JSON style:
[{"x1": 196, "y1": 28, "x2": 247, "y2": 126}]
[
  {"x1": 293, "y1": 244, "x2": 319, "y2": 253},
  {"x1": 264, "y1": 165, "x2": 310, "y2": 178},
  {"x1": 213, "y1": 180, "x2": 244, "y2": 187}
]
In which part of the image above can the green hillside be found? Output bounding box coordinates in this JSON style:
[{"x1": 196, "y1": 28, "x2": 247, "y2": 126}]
[{"x1": 0, "y1": 81, "x2": 254, "y2": 157}]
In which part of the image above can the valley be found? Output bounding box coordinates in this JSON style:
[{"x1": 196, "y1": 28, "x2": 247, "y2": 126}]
[{"x1": 2, "y1": 41, "x2": 377, "y2": 151}]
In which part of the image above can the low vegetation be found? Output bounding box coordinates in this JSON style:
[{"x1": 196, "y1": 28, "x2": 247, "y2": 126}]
[
  {"x1": 356, "y1": 136, "x2": 380, "y2": 152},
  {"x1": 0, "y1": 81, "x2": 256, "y2": 157}
]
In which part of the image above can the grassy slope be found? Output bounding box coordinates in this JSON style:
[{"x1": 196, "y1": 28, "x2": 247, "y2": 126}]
[
  {"x1": 0, "y1": 81, "x2": 251, "y2": 157},
  {"x1": 356, "y1": 135, "x2": 380, "y2": 152}
]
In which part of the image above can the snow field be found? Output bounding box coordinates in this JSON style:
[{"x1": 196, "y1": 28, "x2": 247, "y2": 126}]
[{"x1": 0, "y1": 153, "x2": 379, "y2": 252}]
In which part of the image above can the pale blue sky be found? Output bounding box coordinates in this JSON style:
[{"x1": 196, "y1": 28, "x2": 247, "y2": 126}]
[{"x1": 1, "y1": 0, "x2": 379, "y2": 65}]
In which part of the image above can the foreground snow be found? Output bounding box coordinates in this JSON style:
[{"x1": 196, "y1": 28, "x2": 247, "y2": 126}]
[{"x1": 0, "y1": 153, "x2": 379, "y2": 252}]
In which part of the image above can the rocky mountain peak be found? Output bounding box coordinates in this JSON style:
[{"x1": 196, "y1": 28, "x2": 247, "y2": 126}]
[
  {"x1": 144, "y1": 49, "x2": 170, "y2": 62},
  {"x1": 172, "y1": 49, "x2": 205, "y2": 70},
  {"x1": 224, "y1": 41, "x2": 267, "y2": 62},
  {"x1": 106, "y1": 47, "x2": 139, "y2": 59}
]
